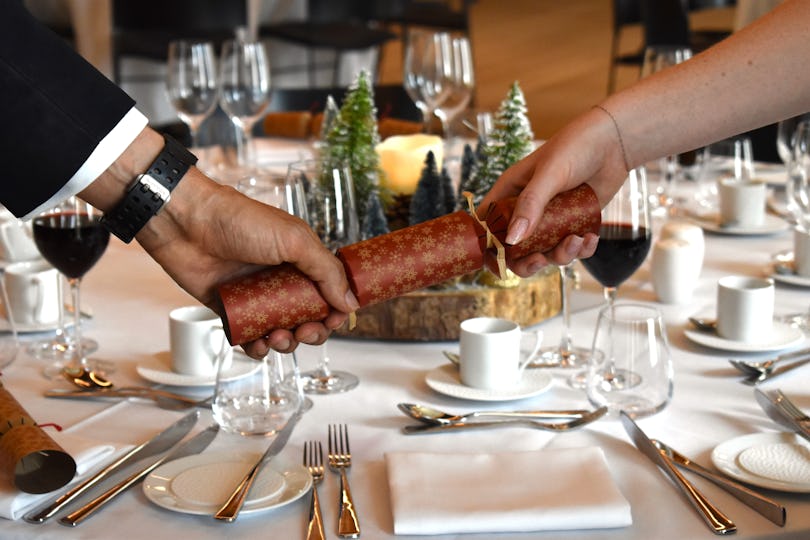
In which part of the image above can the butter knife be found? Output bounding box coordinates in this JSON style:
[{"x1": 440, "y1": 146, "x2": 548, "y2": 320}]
[
  {"x1": 214, "y1": 410, "x2": 302, "y2": 522},
  {"x1": 59, "y1": 424, "x2": 220, "y2": 526},
  {"x1": 25, "y1": 411, "x2": 198, "y2": 524},
  {"x1": 651, "y1": 439, "x2": 786, "y2": 526},
  {"x1": 620, "y1": 412, "x2": 736, "y2": 535}
]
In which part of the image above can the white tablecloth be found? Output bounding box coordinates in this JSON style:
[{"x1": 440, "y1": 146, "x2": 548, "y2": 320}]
[{"x1": 2, "y1": 163, "x2": 810, "y2": 538}]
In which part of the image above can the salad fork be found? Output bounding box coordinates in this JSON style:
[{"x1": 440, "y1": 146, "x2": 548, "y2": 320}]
[
  {"x1": 328, "y1": 424, "x2": 360, "y2": 538},
  {"x1": 303, "y1": 441, "x2": 325, "y2": 540}
]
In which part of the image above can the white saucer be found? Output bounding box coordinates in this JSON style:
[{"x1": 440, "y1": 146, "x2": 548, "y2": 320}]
[
  {"x1": 0, "y1": 317, "x2": 74, "y2": 334},
  {"x1": 424, "y1": 363, "x2": 552, "y2": 402},
  {"x1": 692, "y1": 213, "x2": 790, "y2": 236},
  {"x1": 136, "y1": 350, "x2": 259, "y2": 387},
  {"x1": 711, "y1": 432, "x2": 810, "y2": 493},
  {"x1": 684, "y1": 321, "x2": 804, "y2": 353},
  {"x1": 143, "y1": 451, "x2": 311, "y2": 515},
  {"x1": 768, "y1": 253, "x2": 810, "y2": 287},
  {"x1": 755, "y1": 163, "x2": 788, "y2": 187}
]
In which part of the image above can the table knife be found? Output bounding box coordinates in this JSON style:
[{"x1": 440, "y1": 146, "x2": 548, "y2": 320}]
[
  {"x1": 651, "y1": 438, "x2": 786, "y2": 526},
  {"x1": 620, "y1": 412, "x2": 736, "y2": 535},
  {"x1": 214, "y1": 410, "x2": 302, "y2": 522},
  {"x1": 59, "y1": 423, "x2": 220, "y2": 526},
  {"x1": 755, "y1": 388, "x2": 810, "y2": 443},
  {"x1": 24, "y1": 411, "x2": 199, "y2": 524}
]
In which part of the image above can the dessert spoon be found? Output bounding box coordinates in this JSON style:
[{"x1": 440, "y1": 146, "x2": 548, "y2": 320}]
[{"x1": 397, "y1": 403, "x2": 589, "y2": 425}]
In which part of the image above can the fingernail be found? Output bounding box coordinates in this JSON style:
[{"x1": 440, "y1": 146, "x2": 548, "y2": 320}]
[
  {"x1": 274, "y1": 338, "x2": 291, "y2": 351},
  {"x1": 566, "y1": 236, "x2": 584, "y2": 257},
  {"x1": 345, "y1": 290, "x2": 360, "y2": 311},
  {"x1": 526, "y1": 262, "x2": 545, "y2": 275},
  {"x1": 506, "y1": 217, "x2": 529, "y2": 245}
]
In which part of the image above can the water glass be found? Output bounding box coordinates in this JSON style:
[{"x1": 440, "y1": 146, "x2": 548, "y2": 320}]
[
  {"x1": 213, "y1": 351, "x2": 304, "y2": 436},
  {"x1": 586, "y1": 304, "x2": 673, "y2": 418}
]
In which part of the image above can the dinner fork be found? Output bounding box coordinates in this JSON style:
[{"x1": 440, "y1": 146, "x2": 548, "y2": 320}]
[
  {"x1": 402, "y1": 405, "x2": 608, "y2": 434},
  {"x1": 328, "y1": 424, "x2": 360, "y2": 538},
  {"x1": 774, "y1": 390, "x2": 810, "y2": 427},
  {"x1": 304, "y1": 441, "x2": 325, "y2": 540}
]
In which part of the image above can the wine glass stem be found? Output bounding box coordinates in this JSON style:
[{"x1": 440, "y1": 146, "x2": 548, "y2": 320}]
[
  {"x1": 558, "y1": 263, "x2": 575, "y2": 357},
  {"x1": 604, "y1": 286, "x2": 618, "y2": 378},
  {"x1": 67, "y1": 277, "x2": 85, "y2": 370},
  {"x1": 317, "y1": 342, "x2": 333, "y2": 378}
]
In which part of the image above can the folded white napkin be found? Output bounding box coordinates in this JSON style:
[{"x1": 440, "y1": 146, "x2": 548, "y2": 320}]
[
  {"x1": 0, "y1": 430, "x2": 120, "y2": 520},
  {"x1": 386, "y1": 447, "x2": 632, "y2": 535}
]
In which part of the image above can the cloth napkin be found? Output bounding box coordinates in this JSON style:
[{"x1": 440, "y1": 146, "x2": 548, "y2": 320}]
[
  {"x1": 0, "y1": 429, "x2": 121, "y2": 520},
  {"x1": 385, "y1": 446, "x2": 632, "y2": 535}
]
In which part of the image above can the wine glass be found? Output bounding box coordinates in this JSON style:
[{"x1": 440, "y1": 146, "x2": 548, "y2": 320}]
[
  {"x1": 166, "y1": 40, "x2": 218, "y2": 149},
  {"x1": 236, "y1": 173, "x2": 309, "y2": 222},
  {"x1": 219, "y1": 38, "x2": 271, "y2": 173},
  {"x1": 777, "y1": 114, "x2": 810, "y2": 167},
  {"x1": 578, "y1": 167, "x2": 652, "y2": 390},
  {"x1": 434, "y1": 36, "x2": 474, "y2": 140},
  {"x1": 288, "y1": 159, "x2": 360, "y2": 394},
  {"x1": 640, "y1": 46, "x2": 692, "y2": 214},
  {"x1": 32, "y1": 197, "x2": 110, "y2": 378},
  {"x1": 403, "y1": 30, "x2": 453, "y2": 134}
]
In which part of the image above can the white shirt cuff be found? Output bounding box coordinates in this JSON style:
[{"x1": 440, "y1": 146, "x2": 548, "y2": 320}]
[{"x1": 21, "y1": 107, "x2": 149, "y2": 220}]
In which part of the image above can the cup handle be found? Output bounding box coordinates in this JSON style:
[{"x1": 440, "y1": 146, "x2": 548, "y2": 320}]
[
  {"x1": 518, "y1": 330, "x2": 544, "y2": 372},
  {"x1": 31, "y1": 276, "x2": 46, "y2": 324}
]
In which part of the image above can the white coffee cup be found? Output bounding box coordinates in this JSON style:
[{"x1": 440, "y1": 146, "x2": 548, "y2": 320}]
[
  {"x1": 794, "y1": 227, "x2": 810, "y2": 277},
  {"x1": 169, "y1": 305, "x2": 233, "y2": 376},
  {"x1": 458, "y1": 317, "x2": 542, "y2": 390},
  {"x1": 660, "y1": 220, "x2": 704, "y2": 263},
  {"x1": 716, "y1": 275, "x2": 774, "y2": 343},
  {"x1": 718, "y1": 178, "x2": 766, "y2": 228},
  {"x1": 651, "y1": 238, "x2": 698, "y2": 304},
  {"x1": 0, "y1": 218, "x2": 40, "y2": 262},
  {"x1": 3, "y1": 260, "x2": 61, "y2": 326}
]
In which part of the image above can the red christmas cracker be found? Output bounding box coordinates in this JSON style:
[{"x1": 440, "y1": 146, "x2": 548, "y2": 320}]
[{"x1": 218, "y1": 184, "x2": 601, "y2": 345}]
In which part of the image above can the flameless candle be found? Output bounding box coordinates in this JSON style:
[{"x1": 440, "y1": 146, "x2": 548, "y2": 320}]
[{"x1": 376, "y1": 134, "x2": 443, "y2": 195}]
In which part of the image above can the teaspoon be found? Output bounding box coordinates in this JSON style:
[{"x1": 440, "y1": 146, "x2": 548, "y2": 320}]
[
  {"x1": 397, "y1": 403, "x2": 589, "y2": 426},
  {"x1": 688, "y1": 316, "x2": 717, "y2": 332}
]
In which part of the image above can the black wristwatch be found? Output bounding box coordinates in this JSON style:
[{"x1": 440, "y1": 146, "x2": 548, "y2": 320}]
[{"x1": 101, "y1": 134, "x2": 197, "y2": 243}]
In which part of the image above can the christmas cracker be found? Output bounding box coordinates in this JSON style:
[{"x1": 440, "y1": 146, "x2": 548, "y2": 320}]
[{"x1": 218, "y1": 184, "x2": 600, "y2": 345}]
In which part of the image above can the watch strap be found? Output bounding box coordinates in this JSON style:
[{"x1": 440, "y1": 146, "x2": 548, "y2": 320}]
[{"x1": 101, "y1": 134, "x2": 197, "y2": 243}]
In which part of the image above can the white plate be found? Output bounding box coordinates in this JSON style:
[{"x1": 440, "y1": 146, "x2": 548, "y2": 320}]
[
  {"x1": 684, "y1": 321, "x2": 805, "y2": 353},
  {"x1": 425, "y1": 363, "x2": 552, "y2": 402},
  {"x1": 136, "y1": 350, "x2": 260, "y2": 387},
  {"x1": 711, "y1": 432, "x2": 810, "y2": 493},
  {"x1": 691, "y1": 213, "x2": 790, "y2": 236},
  {"x1": 143, "y1": 451, "x2": 311, "y2": 515}
]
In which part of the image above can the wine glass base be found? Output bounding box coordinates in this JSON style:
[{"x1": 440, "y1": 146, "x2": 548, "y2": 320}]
[
  {"x1": 777, "y1": 312, "x2": 810, "y2": 332},
  {"x1": 532, "y1": 345, "x2": 591, "y2": 369},
  {"x1": 302, "y1": 369, "x2": 359, "y2": 394},
  {"x1": 593, "y1": 368, "x2": 642, "y2": 391},
  {"x1": 28, "y1": 336, "x2": 98, "y2": 360}
]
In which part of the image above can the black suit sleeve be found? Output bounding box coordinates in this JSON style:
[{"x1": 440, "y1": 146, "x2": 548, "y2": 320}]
[{"x1": 0, "y1": 0, "x2": 135, "y2": 217}]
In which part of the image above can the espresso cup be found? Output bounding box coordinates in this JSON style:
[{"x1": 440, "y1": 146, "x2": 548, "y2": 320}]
[
  {"x1": 458, "y1": 317, "x2": 542, "y2": 390},
  {"x1": 3, "y1": 260, "x2": 61, "y2": 326},
  {"x1": 716, "y1": 276, "x2": 774, "y2": 343},
  {"x1": 651, "y1": 238, "x2": 698, "y2": 304},
  {"x1": 0, "y1": 218, "x2": 40, "y2": 262},
  {"x1": 794, "y1": 227, "x2": 810, "y2": 277},
  {"x1": 169, "y1": 305, "x2": 233, "y2": 376},
  {"x1": 718, "y1": 178, "x2": 766, "y2": 228}
]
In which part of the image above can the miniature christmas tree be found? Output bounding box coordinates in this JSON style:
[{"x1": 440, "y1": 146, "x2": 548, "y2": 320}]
[
  {"x1": 319, "y1": 94, "x2": 340, "y2": 140},
  {"x1": 409, "y1": 151, "x2": 444, "y2": 225},
  {"x1": 440, "y1": 167, "x2": 456, "y2": 215},
  {"x1": 466, "y1": 81, "x2": 534, "y2": 206},
  {"x1": 321, "y1": 70, "x2": 389, "y2": 238}
]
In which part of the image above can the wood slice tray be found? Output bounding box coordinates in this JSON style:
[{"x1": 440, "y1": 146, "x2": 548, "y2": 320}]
[{"x1": 334, "y1": 267, "x2": 561, "y2": 341}]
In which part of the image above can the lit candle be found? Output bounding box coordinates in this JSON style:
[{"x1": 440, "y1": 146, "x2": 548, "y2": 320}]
[{"x1": 376, "y1": 134, "x2": 443, "y2": 195}]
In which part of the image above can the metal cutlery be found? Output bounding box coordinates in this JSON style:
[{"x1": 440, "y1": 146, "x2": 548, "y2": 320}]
[
  {"x1": 304, "y1": 441, "x2": 326, "y2": 540},
  {"x1": 214, "y1": 410, "x2": 302, "y2": 522},
  {"x1": 59, "y1": 424, "x2": 220, "y2": 526},
  {"x1": 755, "y1": 388, "x2": 810, "y2": 443},
  {"x1": 729, "y1": 346, "x2": 810, "y2": 378},
  {"x1": 651, "y1": 439, "x2": 786, "y2": 526},
  {"x1": 328, "y1": 424, "x2": 360, "y2": 538},
  {"x1": 397, "y1": 402, "x2": 591, "y2": 425},
  {"x1": 403, "y1": 405, "x2": 607, "y2": 434},
  {"x1": 620, "y1": 412, "x2": 736, "y2": 535},
  {"x1": 44, "y1": 387, "x2": 213, "y2": 410},
  {"x1": 743, "y1": 356, "x2": 810, "y2": 385},
  {"x1": 25, "y1": 411, "x2": 198, "y2": 524}
]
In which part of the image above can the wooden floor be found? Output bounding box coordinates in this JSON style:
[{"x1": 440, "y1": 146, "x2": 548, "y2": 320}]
[{"x1": 377, "y1": 1, "x2": 735, "y2": 140}]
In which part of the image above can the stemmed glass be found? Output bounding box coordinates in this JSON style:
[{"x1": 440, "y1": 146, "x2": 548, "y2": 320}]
[
  {"x1": 288, "y1": 159, "x2": 360, "y2": 394},
  {"x1": 777, "y1": 114, "x2": 810, "y2": 168},
  {"x1": 166, "y1": 40, "x2": 218, "y2": 150},
  {"x1": 641, "y1": 46, "x2": 692, "y2": 214},
  {"x1": 434, "y1": 36, "x2": 474, "y2": 139},
  {"x1": 403, "y1": 30, "x2": 453, "y2": 134},
  {"x1": 578, "y1": 167, "x2": 652, "y2": 390},
  {"x1": 219, "y1": 38, "x2": 271, "y2": 173},
  {"x1": 32, "y1": 197, "x2": 110, "y2": 378}
]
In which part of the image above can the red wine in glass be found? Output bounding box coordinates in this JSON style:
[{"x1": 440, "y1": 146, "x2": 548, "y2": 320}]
[
  {"x1": 32, "y1": 212, "x2": 110, "y2": 279},
  {"x1": 580, "y1": 223, "x2": 652, "y2": 290}
]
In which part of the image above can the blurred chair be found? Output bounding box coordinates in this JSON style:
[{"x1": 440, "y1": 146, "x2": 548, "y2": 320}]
[
  {"x1": 111, "y1": 0, "x2": 247, "y2": 84},
  {"x1": 258, "y1": 0, "x2": 396, "y2": 87}
]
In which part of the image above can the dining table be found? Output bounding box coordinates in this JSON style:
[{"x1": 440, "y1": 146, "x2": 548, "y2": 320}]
[{"x1": 2, "y1": 138, "x2": 810, "y2": 539}]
